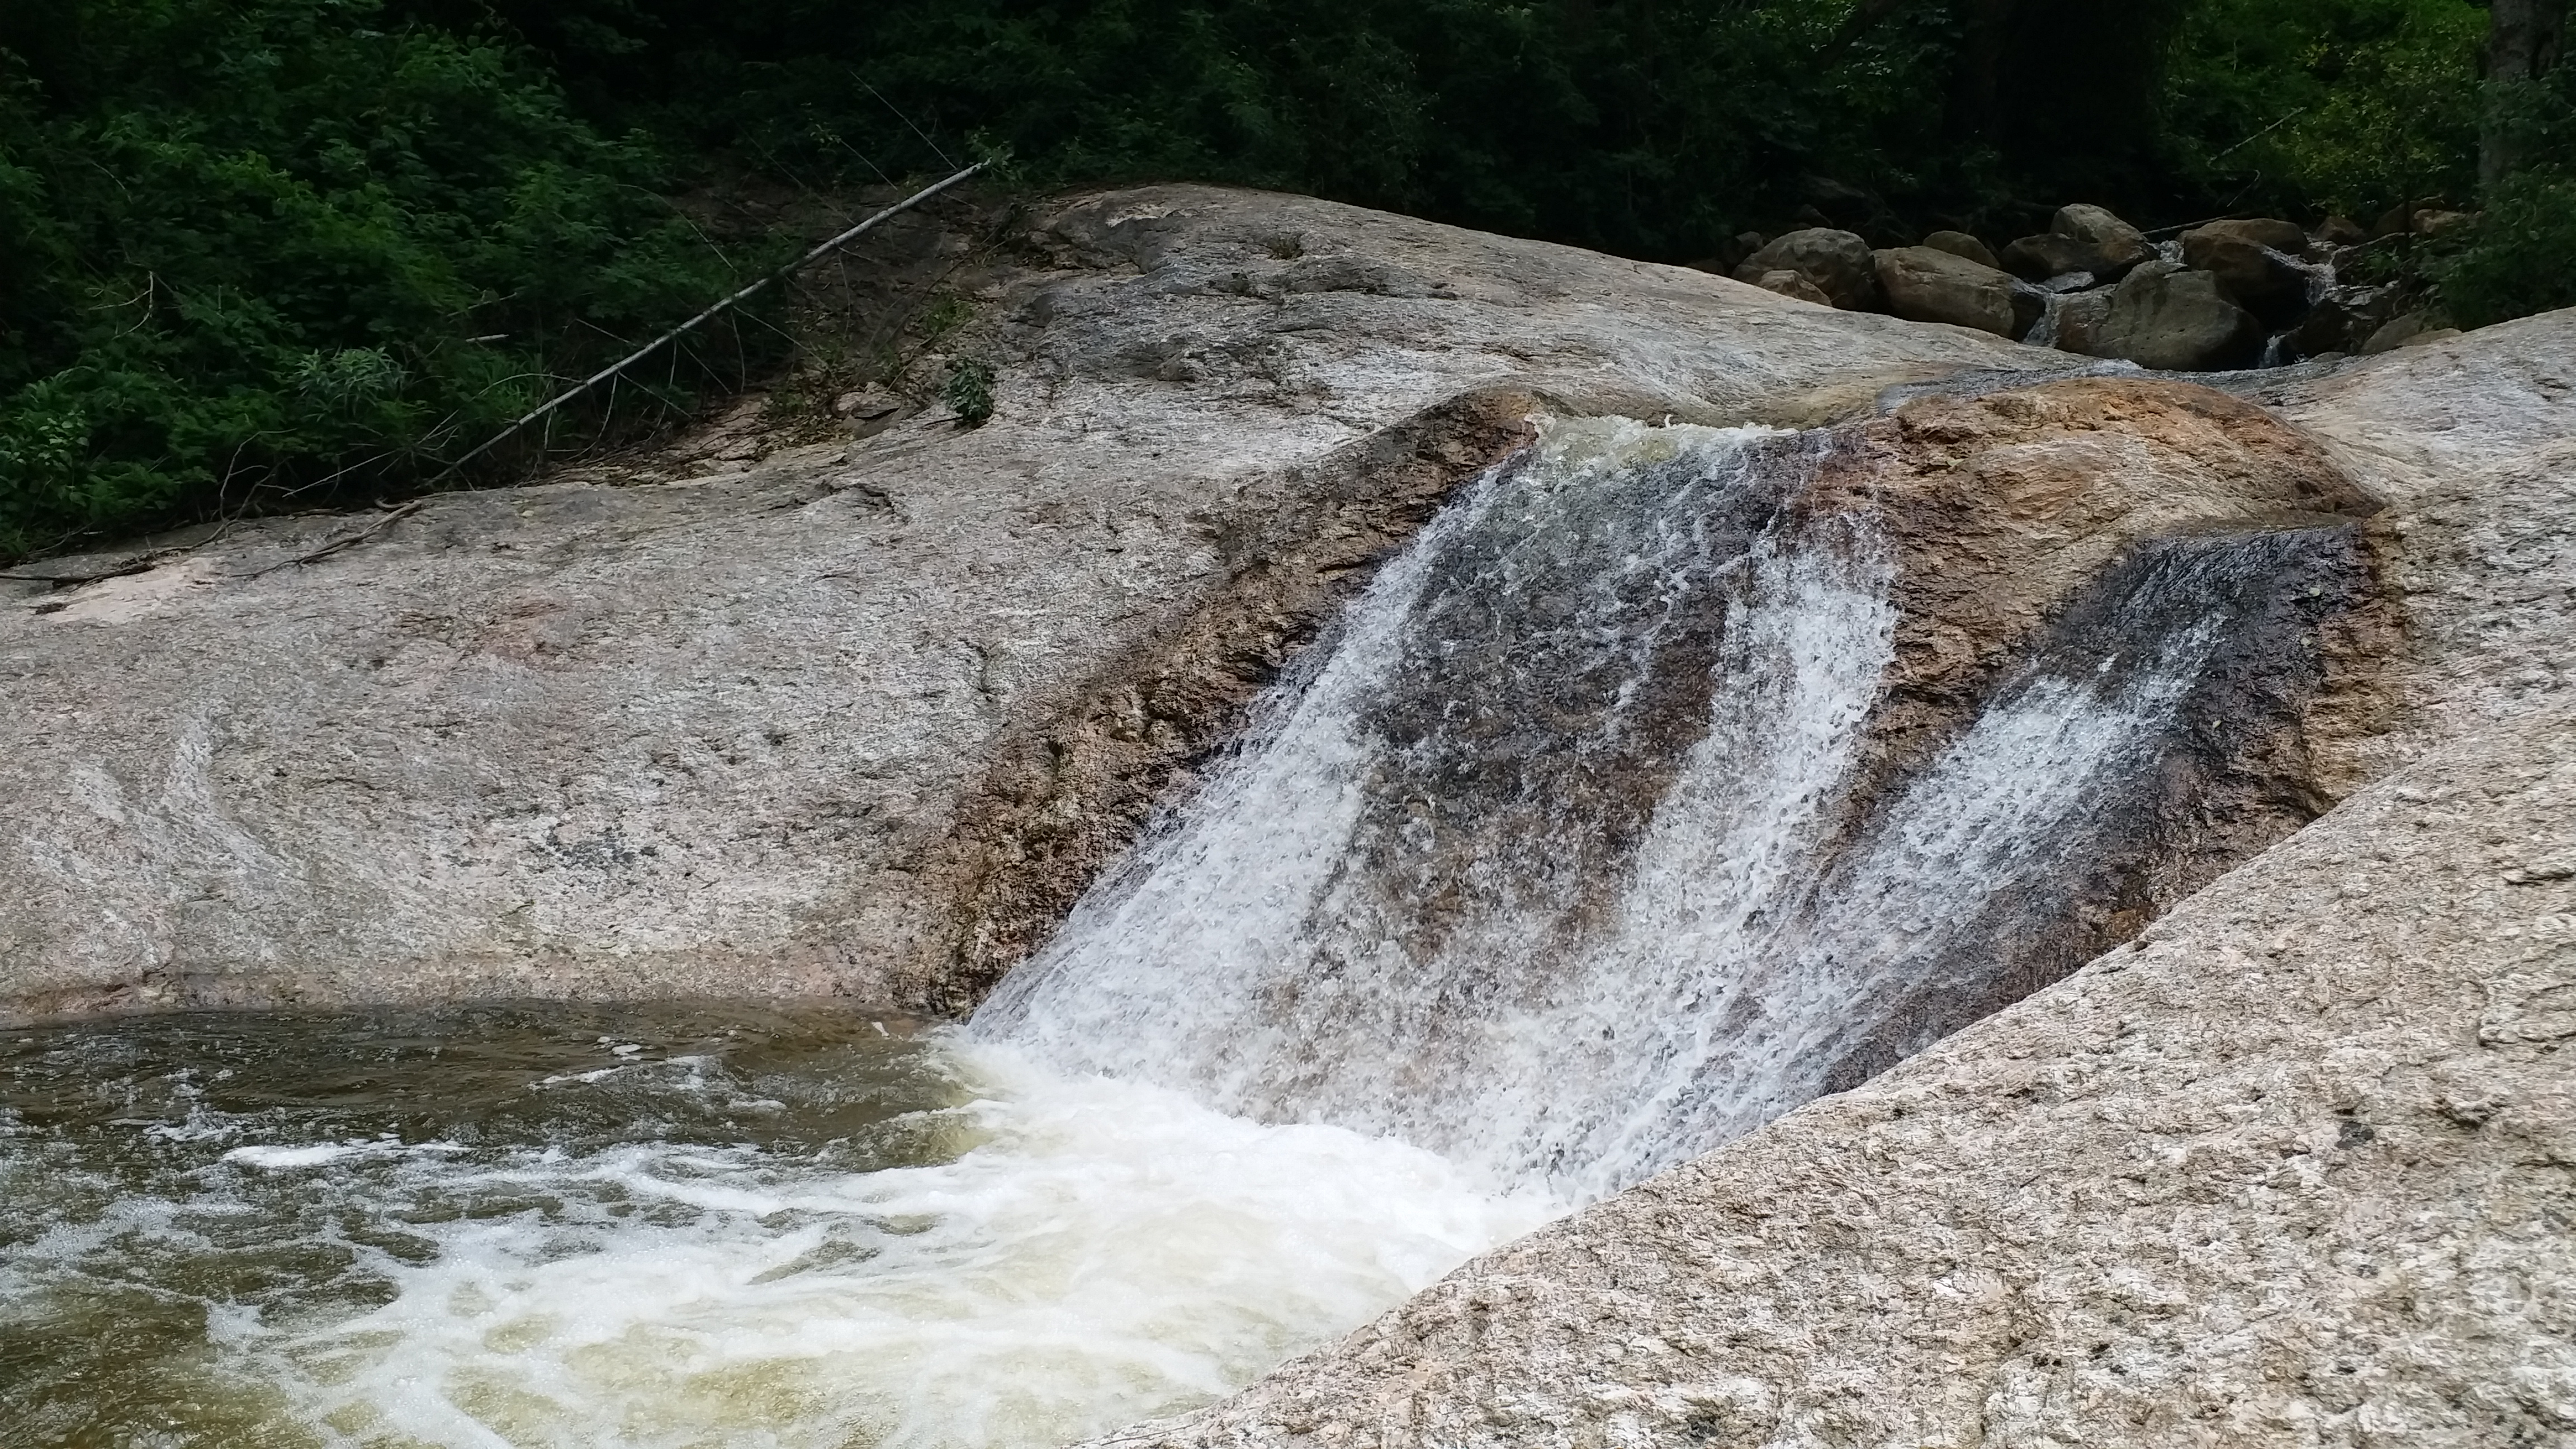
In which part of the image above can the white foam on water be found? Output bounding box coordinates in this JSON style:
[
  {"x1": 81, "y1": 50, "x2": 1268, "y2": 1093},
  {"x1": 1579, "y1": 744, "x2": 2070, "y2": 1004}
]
[{"x1": 211, "y1": 1041, "x2": 1553, "y2": 1449}]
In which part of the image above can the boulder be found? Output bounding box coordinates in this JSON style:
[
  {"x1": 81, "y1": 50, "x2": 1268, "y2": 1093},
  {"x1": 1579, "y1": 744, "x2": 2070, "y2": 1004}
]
[
  {"x1": 2179, "y1": 224, "x2": 2314, "y2": 319},
  {"x1": 1871, "y1": 246, "x2": 2021, "y2": 336},
  {"x1": 2092, "y1": 261, "x2": 2264, "y2": 370},
  {"x1": 2363, "y1": 311, "x2": 2450, "y2": 354},
  {"x1": 2051, "y1": 203, "x2": 2154, "y2": 271},
  {"x1": 2293, "y1": 283, "x2": 2398, "y2": 357},
  {"x1": 1732, "y1": 228, "x2": 1882, "y2": 310},
  {"x1": 2187, "y1": 217, "x2": 2307, "y2": 253},
  {"x1": 2312, "y1": 214, "x2": 2368, "y2": 248},
  {"x1": 2414, "y1": 208, "x2": 2475, "y2": 239},
  {"x1": 1753, "y1": 268, "x2": 1834, "y2": 306},
  {"x1": 2047, "y1": 288, "x2": 2116, "y2": 356},
  {"x1": 2004, "y1": 203, "x2": 2154, "y2": 282},
  {"x1": 1919, "y1": 229, "x2": 1999, "y2": 268},
  {"x1": 2373, "y1": 198, "x2": 2451, "y2": 238},
  {"x1": 1999, "y1": 231, "x2": 2096, "y2": 280}
]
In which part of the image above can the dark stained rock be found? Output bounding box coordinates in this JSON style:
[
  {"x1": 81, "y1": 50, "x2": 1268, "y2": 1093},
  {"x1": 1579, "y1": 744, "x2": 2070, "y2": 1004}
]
[
  {"x1": 1733, "y1": 229, "x2": 1883, "y2": 311},
  {"x1": 2092, "y1": 261, "x2": 2264, "y2": 370},
  {"x1": 2312, "y1": 215, "x2": 2369, "y2": 248}
]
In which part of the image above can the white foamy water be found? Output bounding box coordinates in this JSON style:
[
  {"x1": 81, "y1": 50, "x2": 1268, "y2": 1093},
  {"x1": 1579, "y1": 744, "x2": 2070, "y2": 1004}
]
[
  {"x1": 219, "y1": 1049, "x2": 1546, "y2": 1449},
  {"x1": 1, "y1": 1022, "x2": 1551, "y2": 1449}
]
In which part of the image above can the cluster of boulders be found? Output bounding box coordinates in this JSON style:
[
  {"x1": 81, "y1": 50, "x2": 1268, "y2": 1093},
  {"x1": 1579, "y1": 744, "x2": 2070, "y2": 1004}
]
[{"x1": 1712, "y1": 202, "x2": 2463, "y2": 371}]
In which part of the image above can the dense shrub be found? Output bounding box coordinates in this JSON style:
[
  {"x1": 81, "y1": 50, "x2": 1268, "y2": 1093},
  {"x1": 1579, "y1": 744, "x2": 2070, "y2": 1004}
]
[
  {"x1": 0, "y1": 0, "x2": 751, "y2": 558},
  {"x1": 418, "y1": 0, "x2": 1951, "y2": 259},
  {"x1": 2159, "y1": 0, "x2": 2485, "y2": 219}
]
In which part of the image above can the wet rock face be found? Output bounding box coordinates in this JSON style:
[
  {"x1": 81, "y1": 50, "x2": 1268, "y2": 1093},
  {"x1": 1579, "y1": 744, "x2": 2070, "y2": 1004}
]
[
  {"x1": 1789, "y1": 380, "x2": 2381, "y2": 1088},
  {"x1": 1100, "y1": 703, "x2": 2576, "y2": 1449},
  {"x1": 970, "y1": 376, "x2": 2390, "y2": 1197},
  {"x1": 926, "y1": 391, "x2": 1543, "y2": 1012}
]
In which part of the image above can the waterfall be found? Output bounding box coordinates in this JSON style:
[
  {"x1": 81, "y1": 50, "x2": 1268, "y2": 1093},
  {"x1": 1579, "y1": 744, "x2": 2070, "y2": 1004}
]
[{"x1": 973, "y1": 419, "x2": 2281, "y2": 1199}]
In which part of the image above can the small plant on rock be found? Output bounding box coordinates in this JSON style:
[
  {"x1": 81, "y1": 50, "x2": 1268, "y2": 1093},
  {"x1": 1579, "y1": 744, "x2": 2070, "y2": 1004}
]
[{"x1": 943, "y1": 359, "x2": 996, "y2": 428}]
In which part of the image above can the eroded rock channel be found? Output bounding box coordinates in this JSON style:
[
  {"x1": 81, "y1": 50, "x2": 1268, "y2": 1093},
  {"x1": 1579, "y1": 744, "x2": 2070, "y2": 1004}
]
[{"x1": 971, "y1": 376, "x2": 2386, "y2": 1196}]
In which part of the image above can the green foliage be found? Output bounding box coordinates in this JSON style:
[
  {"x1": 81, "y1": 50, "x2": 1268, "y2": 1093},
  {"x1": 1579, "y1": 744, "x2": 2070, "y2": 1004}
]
[
  {"x1": 2436, "y1": 171, "x2": 2576, "y2": 324},
  {"x1": 7, "y1": 0, "x2": 2573, "y2": 557},
  {"x1": 422, "y1": 0, "x2": 1976, "y2": 258},
  {"x1": 2437, "y1": 64, "x2": 2576, "y2": 326},
  {"x1": 2160, "y1": 0, "x2": 2484, "y2": 219},
  {"x1": 0, "y1": 0, "x2": 752, "y2": 558}
]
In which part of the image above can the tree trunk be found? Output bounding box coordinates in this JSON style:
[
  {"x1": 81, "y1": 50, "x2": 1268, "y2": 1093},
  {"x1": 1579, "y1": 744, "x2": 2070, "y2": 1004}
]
[{"x1": 2483, "y1": 0, "x2": 2570, "y2": 188}]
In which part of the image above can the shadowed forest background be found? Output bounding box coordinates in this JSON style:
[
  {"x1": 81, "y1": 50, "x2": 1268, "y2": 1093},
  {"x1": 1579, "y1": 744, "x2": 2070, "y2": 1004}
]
[{"x1": 2, "y1": 0, "x2": 2570, "y2": 558}]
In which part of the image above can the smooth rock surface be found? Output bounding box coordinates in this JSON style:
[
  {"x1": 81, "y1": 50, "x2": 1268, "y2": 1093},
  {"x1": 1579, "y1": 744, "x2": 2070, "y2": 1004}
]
[{"x1": 0, "y1": 184, "x2": 2044, "y2": 1023}]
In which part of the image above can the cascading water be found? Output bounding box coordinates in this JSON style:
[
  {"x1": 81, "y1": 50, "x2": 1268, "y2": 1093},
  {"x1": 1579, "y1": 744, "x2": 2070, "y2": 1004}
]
[{"x1": 978, "y1": 417, "x2": 2290, "y2": 1199}]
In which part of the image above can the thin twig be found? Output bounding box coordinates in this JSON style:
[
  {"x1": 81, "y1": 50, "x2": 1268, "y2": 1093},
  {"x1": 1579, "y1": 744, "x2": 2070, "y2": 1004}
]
[
  {"x1": 2212, "y1": 106, "x2": 2311, "y2": 163},
  {"x1": 249, "y1": 500, "x2": 427, "y2": 577},
  {"x1": 429, "y1": 161, "x2": 985, "y2": 484},
  {"x1": 3, "y1": 550, "x2": 182, "y2": 588}
]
